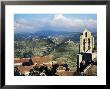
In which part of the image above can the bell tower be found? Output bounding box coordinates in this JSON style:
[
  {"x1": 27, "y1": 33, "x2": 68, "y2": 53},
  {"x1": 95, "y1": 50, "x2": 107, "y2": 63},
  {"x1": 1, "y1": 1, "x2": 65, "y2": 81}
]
[
  {"x1": 77, "y1": 28, "x2": 96, "y2": 73},
  {"x1": 80, "y1": 28, "x2": 94, "y2": 53}
]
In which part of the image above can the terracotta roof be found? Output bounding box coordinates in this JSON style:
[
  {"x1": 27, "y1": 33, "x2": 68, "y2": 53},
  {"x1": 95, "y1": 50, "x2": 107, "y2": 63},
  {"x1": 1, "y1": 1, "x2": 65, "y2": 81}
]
[
  {"x1": 32, "y1": 56, "x2": 50, "y2": 64},
  {"x1": 43, "y1": 62, "x2": 52, "y2": 68},
  {"x1": 17, "y1": 65, "x2": 34, "y2": 74},
  {"x1": 14, "y1": 56, "x2": 50, "y2": 64},
  {"x1": 56, "y1": 71, "x2": 74, "y2": 76},
  {"x1": 14, "y1": 56, "x2": 75, "y2": 76},
  {"x1": 14, "y1": 58, "x2": 30, "y2": 63}
]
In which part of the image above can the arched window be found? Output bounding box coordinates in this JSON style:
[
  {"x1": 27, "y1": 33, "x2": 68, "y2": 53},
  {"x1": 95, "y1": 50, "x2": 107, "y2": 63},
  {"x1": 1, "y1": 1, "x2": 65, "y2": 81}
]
[
  {"x1": 83, "y1": 39, "x2": 85, "y2": 52},
  {"x1": 85, "y1": 32, "x2": 87, "y2": 37},
  {"x1": 88, "y1": 38, "x2": 90, "y2": 50}
]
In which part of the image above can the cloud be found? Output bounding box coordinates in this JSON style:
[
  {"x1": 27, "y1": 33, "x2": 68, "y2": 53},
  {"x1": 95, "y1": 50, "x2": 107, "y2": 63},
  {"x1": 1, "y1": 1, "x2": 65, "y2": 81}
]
[
  {"x1": 14, "y1": 18, "x2": 45, "y2": 32},
  {"x1": 14, "y1": 14, "x2": 97, "y2": 32},
  {"x1": 51, "y1": 14, "x2": 72, "y2": 28},
  {"x1": 14, "y1": 18, "x2": 34, "y2": 31},
  {"x1": 50, "y1": 14, "x2": 96, "y2": 32}
]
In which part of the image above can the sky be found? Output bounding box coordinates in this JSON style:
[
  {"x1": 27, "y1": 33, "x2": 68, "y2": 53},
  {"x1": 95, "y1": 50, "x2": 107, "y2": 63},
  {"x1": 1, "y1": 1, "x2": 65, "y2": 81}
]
[{"x1": 14, "y1": 14, "x2": 97, "y2": 33}]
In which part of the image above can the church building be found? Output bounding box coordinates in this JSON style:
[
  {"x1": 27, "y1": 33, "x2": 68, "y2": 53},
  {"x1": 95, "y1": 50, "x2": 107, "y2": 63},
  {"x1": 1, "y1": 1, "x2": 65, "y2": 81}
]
[{"x1": 77, "y1": 28, "x2": 96, "y2": 72}]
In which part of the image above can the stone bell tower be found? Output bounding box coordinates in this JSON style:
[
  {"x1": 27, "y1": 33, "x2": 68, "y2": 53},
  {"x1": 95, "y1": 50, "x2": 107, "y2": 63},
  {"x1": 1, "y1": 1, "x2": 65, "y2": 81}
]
[
  {"x1": 80, "y1": 28, "x2": 94, "y2": 53},
  {"x1": 77, "y1": 28, "x2": 96, "y2": 72}
]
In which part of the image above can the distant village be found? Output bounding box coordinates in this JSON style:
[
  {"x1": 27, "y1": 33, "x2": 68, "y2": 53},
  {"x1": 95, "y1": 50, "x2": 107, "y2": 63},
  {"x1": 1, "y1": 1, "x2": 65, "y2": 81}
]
[{"x1": 14, "y1": 28, "x2": 97, "y2": 76}]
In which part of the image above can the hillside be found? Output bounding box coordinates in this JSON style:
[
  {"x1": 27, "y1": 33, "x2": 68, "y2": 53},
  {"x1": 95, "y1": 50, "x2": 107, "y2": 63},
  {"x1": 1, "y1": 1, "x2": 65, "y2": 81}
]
[{"x1": 14, "y1": 31, "x2": 96, "y2": 69}]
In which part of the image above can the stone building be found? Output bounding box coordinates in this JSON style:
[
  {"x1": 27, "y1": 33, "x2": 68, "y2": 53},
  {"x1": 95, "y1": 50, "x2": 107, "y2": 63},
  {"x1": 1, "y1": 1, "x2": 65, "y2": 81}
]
[
  {"x1": 77, "y1": 28, "x2": 96, "y2": 72},
  {"x1": 80, "y1": 28, "x2": 94, "y2": 53}
]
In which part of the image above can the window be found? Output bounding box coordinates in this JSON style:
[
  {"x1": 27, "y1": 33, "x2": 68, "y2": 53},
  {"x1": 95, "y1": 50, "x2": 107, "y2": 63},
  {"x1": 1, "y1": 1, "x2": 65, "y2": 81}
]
[
  {"x1": 85, "y1": 32, "x2": 87, "y2": 37},
  {"x1": 83, "y1": 39, "x2": 85, "y2": 51},
  {"x1": 88, "y1": 38, "x2": 90, "y2": 50}
]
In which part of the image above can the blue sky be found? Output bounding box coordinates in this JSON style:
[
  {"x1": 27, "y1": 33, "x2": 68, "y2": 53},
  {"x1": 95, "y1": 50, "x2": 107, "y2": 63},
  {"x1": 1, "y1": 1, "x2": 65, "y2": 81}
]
[{"x1": 14, "y1": 14, "x2": 97, "y2": 33}]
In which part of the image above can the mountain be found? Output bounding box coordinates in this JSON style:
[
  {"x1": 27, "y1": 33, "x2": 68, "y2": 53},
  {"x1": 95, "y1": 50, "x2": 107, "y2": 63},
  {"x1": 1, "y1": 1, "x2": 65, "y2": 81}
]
[{"x1": 14, "y1": 30, "x2": 97, "y2": 43}]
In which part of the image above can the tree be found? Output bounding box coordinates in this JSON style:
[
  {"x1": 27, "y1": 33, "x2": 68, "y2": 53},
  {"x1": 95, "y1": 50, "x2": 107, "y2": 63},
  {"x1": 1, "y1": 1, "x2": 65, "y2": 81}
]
[{"x1": 23, "y1": 51, "x2": 33, "y2": 58}]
